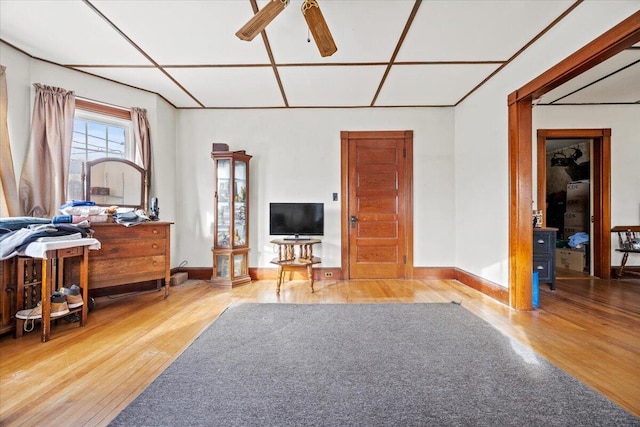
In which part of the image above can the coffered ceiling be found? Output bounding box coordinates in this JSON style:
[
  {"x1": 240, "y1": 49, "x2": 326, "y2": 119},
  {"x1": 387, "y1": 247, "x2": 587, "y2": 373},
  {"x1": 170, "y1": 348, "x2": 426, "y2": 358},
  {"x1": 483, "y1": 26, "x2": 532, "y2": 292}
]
[{"x1": 1, "y1": 0, "x2": 638, "y2": 109}]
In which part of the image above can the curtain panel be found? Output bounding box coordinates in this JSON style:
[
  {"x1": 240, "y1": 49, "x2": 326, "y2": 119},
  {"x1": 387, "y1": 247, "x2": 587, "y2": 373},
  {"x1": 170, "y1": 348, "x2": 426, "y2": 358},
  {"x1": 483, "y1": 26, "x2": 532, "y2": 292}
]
[
  {"x1": 131, "y1": 107, "x2": 151, "y2": 210},
  {"x1": 0, "y1": 65, "x2": 20, "y2": 217},
  {"x1": 19, "y1": 84, "x2": 75, "y2": 218}
]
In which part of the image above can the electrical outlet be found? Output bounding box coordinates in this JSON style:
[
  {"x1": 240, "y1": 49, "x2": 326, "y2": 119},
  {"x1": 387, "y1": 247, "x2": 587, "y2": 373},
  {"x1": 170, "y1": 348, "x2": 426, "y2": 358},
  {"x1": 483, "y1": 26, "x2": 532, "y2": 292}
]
[
  {"x1": 333, "y1": 193, "x2": 338, "y2": 201},
  {"x1": 324, "y1": 271, "x2": 333, "y2": 278}
]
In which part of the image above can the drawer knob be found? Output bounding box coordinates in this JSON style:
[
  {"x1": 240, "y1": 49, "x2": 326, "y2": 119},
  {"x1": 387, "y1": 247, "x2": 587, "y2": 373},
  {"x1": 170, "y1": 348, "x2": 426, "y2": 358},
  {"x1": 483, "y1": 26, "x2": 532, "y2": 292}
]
[
  {"x1": 537, "y1": 239, "x2": 545, "y2": 244},
  {"x1": 152, "y1": 244, "x2": 159, "y2": 249},
  {"x1": 153, "y1": 229, "x2": 159, "y2": 234},
  {"x1": 536, "y1": 266, "x2": 544, "y2": 270}
]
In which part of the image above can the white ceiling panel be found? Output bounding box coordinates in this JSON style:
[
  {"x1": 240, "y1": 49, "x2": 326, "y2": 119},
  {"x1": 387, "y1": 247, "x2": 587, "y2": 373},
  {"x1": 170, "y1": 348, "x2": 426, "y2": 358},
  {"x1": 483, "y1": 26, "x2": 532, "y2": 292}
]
[
  {"x1": 74, "y1": 67, "x2": 201, "y2": 108},
  {"x1": 166, "y1": 67, "x2": 285, "y2": 108},
  {"x1": 549, "y1": 62, "x2": 640, "y2": 104},
  {"x1": 376, "y1": 64, "x2": 501, "y2": 106},
  {"x1": 90, "y1": 0, "x2": 271, "y2": 65},
  {"x1": 278, "y1": 65, "x2": 387, "y2": 106},
  {"x1": 0, "y1": 0, "x2": 636, "y2": 108},
  {"x1": 539, "y1": 49, "x2": 640, "y2": 104},
  {"x1": 0, "y1": 0, "x2": 150, "y2": 65},
  {"x1": 265, "y1": 0, "x2": 416, "y2": 64},
  {"x1": 398, "y1": 0, "x2": 575, "y2": 61}
]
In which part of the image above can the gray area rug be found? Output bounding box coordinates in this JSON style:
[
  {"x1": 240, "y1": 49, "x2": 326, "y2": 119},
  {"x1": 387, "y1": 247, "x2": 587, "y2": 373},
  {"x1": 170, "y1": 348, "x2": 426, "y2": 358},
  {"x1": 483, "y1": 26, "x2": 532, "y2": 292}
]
[{"x1": 111, "y1": 303, "x2": 639, "y2": 426}]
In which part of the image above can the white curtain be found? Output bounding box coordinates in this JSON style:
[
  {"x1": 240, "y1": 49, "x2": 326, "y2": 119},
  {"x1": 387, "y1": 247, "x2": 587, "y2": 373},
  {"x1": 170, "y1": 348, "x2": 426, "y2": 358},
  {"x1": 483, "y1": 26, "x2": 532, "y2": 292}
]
[
  {"x1": 0, "y1": 65, "x2": 20, "y2": 217},
  {"x1": 131, "y1": 107, "x2": 151, "y2": 210},
  {"x1": 19, "y1": 84, "x2": 75, "y2": 217}
]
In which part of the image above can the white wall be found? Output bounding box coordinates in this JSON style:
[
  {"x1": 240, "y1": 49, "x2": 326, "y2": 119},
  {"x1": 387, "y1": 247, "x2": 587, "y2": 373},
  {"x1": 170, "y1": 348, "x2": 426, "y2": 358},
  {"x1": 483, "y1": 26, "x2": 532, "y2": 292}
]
[
  {"x1": 3, "y1": 2, "x2": 637, "y2": 281},
  {"x1": 1, "y1": 42, "x2": 179, "y2": 263},
  {"x1": 454, "y1": 3, "x2": 640, "y2": 288},
  {"x1": 176, "y1": 108, "x2": 456, "y2": 269},
  {"x1": 534, "y1": 104, "x2": 640, "y2": 266},
  {"x1": 152, "y1": 95, "x2": 178, "y2": 230}
]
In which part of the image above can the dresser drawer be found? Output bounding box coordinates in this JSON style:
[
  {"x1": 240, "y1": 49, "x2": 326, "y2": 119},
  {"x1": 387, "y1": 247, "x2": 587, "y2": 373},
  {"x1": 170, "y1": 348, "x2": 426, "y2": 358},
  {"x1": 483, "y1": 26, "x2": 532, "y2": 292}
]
[
  {"x1": 93, "y1": 224, "x2": 167, "y2": 241},
  {"x1": 56, "y1": 246, "x2": 83, "y2": 259},
  {"x1": 89, "y1": 255, "x2": 166, "y2": 289},
  {"x1": 533, "y1": 231, "x2": 555, "y2": 255},
  {"x1": 89, "y1": 239, "x2": 165, "y2": 260},
  {"x1": 533, "y1": 256, "x2": 553, "y2": 283}
]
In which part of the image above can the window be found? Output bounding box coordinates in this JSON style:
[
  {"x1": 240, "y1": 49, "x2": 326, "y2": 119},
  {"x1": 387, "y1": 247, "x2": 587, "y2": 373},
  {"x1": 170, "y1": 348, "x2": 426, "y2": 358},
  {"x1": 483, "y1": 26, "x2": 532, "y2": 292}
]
[{"x1": 67, "y1": 100, "x2": 133, "y2": 201}]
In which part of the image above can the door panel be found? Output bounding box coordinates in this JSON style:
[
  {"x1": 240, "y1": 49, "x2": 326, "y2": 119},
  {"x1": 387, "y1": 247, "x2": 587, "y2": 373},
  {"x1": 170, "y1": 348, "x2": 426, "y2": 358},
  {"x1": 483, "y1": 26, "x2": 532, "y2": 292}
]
[{"x1": 342, "y1": 131, "x2": 412, "y2": 279}]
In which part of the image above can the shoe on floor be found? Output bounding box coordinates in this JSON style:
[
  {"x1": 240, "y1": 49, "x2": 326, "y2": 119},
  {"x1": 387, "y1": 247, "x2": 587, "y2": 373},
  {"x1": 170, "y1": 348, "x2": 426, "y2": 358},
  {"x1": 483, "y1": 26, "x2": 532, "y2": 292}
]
[
  {"x1": 50, "y1": 291, "x2": 70, "y2": 316},
  {"x1": 15, "y1": 303, "x2": 43, "y2": 320},
  {"x1": 15, "y1": 296, "x2": 70, "y2": 320},
  {"x1": 15, "y1": 293, "x2": 70, "y2": 332},
  {"x1": 58, "y1": 284, "x2": 83, "y2": 309}
]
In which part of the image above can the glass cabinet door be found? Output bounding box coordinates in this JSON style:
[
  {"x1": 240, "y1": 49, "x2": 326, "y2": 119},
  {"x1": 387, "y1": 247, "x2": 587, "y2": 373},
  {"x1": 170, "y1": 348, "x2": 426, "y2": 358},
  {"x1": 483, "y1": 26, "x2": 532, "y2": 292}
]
[
  {"x1": 234, "y1": 160, "x2": 247, "y2": 247},
  {"x1": 216, "y1": 159, "x2": 231, "y2": 248},
  {"x1": 233, "y1": 253, "x2": 247, "y2": 277},
  {"x1": 215, "y1": 254, "x2": 230, "y2": 279}
]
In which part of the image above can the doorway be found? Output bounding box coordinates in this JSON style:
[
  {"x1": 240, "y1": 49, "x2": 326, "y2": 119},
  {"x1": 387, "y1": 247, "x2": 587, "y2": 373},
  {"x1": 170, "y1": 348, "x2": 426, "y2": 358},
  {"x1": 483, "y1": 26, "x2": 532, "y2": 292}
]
[
  {"x1": 507, "y1": 13, "x2": 638, "y2": 310},
  {"x1": 536, "y1": 129, "x2": 612, "y2": 280},
  {"x1": 340, "y1": 131, "x2": 414, "y2": 279}
]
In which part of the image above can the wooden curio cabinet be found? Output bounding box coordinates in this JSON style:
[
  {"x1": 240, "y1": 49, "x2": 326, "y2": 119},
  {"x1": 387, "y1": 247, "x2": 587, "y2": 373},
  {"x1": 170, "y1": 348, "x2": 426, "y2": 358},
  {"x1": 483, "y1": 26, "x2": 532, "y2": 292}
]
[{"x1": 211, "y1": 150, "x2": 252, "y2": 288}]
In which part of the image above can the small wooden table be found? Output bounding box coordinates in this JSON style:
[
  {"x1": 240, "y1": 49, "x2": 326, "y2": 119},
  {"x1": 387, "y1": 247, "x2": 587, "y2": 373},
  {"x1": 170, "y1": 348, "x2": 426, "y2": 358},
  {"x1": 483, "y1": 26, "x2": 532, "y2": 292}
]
[
  {"x1": 270, "y1": 239, "x2": 321, "y2": 293},
  {"x1": 15, "y1": 238, "x2": 100, "y2": 342}
]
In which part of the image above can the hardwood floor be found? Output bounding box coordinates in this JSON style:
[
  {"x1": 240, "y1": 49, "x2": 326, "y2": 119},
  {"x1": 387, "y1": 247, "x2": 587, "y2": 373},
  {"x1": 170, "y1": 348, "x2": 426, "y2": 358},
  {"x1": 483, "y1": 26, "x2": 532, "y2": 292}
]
[{"x1": 1, "y1": 275, "x2": 639, "y2": 426}]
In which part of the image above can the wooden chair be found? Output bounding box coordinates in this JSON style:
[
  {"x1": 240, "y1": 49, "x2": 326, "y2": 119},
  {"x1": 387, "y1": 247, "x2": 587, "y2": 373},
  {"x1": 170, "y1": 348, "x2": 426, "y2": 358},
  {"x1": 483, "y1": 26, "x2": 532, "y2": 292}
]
[{"x1": 611, "y1": 226, "x2": 640, "y2": 278}]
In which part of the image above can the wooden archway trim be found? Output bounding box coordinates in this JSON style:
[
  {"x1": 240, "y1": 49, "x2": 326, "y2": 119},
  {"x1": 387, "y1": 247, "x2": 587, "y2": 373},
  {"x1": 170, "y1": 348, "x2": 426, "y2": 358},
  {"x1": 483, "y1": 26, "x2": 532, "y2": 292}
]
[
  {"x1": 513, "y1": 11, "x2": 640, "y2": 103},
  {"x1": 508, "y1": 11, "x2": 640, "y2": 310}
]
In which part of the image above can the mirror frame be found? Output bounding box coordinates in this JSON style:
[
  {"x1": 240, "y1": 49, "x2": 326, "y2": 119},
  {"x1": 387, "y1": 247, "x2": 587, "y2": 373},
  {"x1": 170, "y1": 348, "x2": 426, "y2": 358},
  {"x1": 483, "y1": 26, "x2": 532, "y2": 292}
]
[{"x1": 85, "y1": 158, "x2": 147, "y2": 209}]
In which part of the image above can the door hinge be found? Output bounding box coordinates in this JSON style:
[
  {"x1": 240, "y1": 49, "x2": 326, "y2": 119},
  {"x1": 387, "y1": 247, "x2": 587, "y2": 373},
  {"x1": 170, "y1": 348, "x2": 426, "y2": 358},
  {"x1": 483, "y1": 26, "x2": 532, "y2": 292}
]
[
  {"x1": 403, "y1": 255, "x2": 407, "y2": 264},
  {"x1": 403, "y1": 147, "x2": 406, "y2": 158}
]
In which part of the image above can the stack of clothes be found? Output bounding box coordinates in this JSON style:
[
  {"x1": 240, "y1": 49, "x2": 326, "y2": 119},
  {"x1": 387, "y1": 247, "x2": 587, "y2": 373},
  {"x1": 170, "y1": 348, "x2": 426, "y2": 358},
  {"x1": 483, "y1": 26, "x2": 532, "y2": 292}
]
[
  {"x1": 56, "y1": 200, "x2": 151, "y2": 227},
  {"x1": 0, "y1": 217, "x2": 89, "y2": 261},
  {"x1": 0, "y1": 200, "x2": 150, "y2": 261}
]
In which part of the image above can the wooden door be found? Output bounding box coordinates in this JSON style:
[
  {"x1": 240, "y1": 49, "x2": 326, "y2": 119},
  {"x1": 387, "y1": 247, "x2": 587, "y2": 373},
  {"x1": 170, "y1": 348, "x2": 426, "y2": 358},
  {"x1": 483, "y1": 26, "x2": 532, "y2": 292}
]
[{"x1": 341, "y1": 131, "x2": 413, "y2": 279}]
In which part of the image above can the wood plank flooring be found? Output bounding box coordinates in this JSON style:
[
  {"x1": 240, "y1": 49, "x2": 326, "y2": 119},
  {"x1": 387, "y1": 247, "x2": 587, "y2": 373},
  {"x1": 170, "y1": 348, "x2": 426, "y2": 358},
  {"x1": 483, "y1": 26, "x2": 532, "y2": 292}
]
[{"x1": 1, "y1": 275, "x2": 639, "y2": 426}]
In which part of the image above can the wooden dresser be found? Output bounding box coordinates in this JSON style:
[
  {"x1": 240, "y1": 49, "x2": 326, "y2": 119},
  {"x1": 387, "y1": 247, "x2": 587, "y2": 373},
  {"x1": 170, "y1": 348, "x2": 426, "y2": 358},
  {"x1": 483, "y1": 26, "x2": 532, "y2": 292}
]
[
  {"x1": 533, "y1": 227, "x2": 557, "y2": 290},
  {"x1": 88, "y1": 222, "x2": 172, "y2": 297}
]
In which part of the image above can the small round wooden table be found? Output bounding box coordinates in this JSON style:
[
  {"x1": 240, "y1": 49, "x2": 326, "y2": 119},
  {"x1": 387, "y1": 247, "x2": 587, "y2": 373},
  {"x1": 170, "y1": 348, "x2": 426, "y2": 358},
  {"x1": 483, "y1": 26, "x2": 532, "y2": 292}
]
[{"x1": 270, "y1": 239, "x2": 321, "y2": 293}]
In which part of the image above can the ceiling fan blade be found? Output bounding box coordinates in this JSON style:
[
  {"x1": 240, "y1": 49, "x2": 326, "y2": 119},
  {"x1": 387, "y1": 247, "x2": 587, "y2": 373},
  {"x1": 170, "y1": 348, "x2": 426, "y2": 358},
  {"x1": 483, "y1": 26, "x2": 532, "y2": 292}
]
[
  {"x1": 236, "y1": 0, "x2": 290, "y2": 41},
  {"x1": 302, "y1": 0, "x2": 337, "y2": 57}
]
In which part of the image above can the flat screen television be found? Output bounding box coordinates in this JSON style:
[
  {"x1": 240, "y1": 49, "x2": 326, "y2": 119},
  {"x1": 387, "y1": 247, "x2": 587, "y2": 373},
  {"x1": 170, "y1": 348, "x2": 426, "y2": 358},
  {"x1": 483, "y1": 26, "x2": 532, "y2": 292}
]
[{"x1": 269, "y1": 202, "x2": 324, "y2": 240}]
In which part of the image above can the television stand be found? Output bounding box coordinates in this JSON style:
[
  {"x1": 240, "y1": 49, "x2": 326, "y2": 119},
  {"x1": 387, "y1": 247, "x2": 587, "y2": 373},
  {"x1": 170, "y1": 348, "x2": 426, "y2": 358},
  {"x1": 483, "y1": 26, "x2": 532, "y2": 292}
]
[
  {"x1": 270, "y1": 239, "x2": 321, "y2": 293},
  {"x1": 283, "y1": 235, "x2": 311, "y2": 241}
]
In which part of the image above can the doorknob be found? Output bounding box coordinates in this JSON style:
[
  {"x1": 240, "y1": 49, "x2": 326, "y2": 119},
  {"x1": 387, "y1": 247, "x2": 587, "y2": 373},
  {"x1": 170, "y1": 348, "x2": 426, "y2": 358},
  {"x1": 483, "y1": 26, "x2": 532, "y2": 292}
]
[{"x1": 350, "y1": 215, "x2": 357, "y2": 228}]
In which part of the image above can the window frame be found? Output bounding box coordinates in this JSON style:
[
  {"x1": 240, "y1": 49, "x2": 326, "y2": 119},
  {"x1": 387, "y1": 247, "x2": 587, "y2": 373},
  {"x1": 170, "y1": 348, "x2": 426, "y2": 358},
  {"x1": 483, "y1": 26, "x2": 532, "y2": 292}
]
[
  {"x1": 73, "y1": 110, "x2": 133, "y2": 160},
  {"x1": 67, "y1": 99, "x2": 134, "y2": 201},
  {"x1": 73, "y1": 99, "x2": 134, "y2": 161}
]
